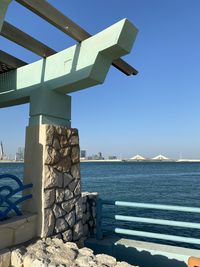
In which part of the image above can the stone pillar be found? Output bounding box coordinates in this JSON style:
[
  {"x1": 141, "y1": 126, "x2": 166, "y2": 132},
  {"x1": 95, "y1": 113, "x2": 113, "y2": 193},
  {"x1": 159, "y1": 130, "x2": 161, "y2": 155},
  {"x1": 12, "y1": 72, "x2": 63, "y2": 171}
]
[{"x1": 23, "y1": 124, "x2": 83, "y2": 242}]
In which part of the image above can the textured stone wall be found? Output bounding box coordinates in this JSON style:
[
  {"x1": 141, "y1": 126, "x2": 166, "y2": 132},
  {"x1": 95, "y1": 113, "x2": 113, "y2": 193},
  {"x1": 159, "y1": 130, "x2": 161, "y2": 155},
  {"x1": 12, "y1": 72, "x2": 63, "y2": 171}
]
[
  {"x1": 82, "y1": 192, "x2": 98, "y2": 238},
  {"x1": 43, "y1": 125, "x2": 83, "y2": 242}
]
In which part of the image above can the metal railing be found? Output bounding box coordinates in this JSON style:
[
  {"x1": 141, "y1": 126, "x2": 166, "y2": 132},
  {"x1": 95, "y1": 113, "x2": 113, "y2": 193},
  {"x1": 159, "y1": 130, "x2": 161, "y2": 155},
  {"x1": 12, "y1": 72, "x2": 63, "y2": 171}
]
[
  {"x1": 0, "y1": 174, "x2": 33, "y2": 220},
  {"x1": 96, "y1": 199, "x2": 200, "y2": 245}
]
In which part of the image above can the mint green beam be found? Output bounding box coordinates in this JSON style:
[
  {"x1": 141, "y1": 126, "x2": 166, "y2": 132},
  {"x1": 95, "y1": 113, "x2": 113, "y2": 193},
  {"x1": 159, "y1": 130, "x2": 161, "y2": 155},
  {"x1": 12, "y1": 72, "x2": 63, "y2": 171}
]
[
  {"x1": 0, "y1": 19, "x2": 138, "y2": 108},
  {"x1": 0, "y1": 0, "x2": 11, "y2": 31},
  {"x1": 115, "y1": 215, "x2": 200, "y2": 229},
  {"x1": 115, "y1": 228, "x2": 200, "y2": 245}
]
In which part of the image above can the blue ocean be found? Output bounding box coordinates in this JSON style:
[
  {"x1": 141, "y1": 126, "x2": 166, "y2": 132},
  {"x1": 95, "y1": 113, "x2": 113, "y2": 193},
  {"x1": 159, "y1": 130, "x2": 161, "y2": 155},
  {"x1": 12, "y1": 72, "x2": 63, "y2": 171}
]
[{"x1": 1, "y1": 162, "x2": 200, "y2": 248}]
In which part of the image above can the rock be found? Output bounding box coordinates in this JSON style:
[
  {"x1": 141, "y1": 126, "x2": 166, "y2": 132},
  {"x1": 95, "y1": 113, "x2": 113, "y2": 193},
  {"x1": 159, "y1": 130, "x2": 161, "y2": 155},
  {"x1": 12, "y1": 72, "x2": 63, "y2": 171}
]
[
  {"x1": 82, "y1": 203, "x2": 87, "y2": 213},
  {"x1": 71, "y1": 163, "x2": 80, "y2": 178},
  {"x1": 46, "y1": 147, "x2": 60, "y2": 165},
  {"x1": 75, "y1": 255, "x2": 97, "y2": 267},
  {"x1": 23, "y1": 254, "x2": 35, "y2": 267},
  {"x1": 68, "y1": 179, "x2": 78, "y2": 191},
  {"x1": 52, "y1": 138, "x2": 60, "y2": 150},
  {"x1": 79, "y1": 247, "x2": 93, "y2": 257},
  {"x1": 43, "y1": 208, "x2": 55, "y2": 237},
  {"x1": 10, "y1": 237, "x2": 137, "y2": 267},
  {"x1": 65, "y1": 210, "x2": 76, "y2": 227},
  {"x1": 11, "y1": 248, "x2": 26, "y2": 267},
  {"x1": 75, "y1": 198, "x2": 83, "y2": 220},
  {"x1": 74, "y1": 182, "x2": 81, "y2": 196},
  {"x1": 53, "y1": 204, "x2": 66, "y2": 218},
  {"x1": 64, "y1": 242, "x2": 79, "y2": 251},
  {"x1": 63, "y1": 173, "x2": 74, "y2": 187},
  {"x1": 46, "y1": 125, "x2": 55, "y2": 145},
  {"x1": 60, "y1": 147, "x2": 71, "y2": 157},
  {"x1": 96, "y1": 254, "x2": 117, "y2": 267},
  {"x1": 44, "y1": 166, "x2": 63, "y2": 188},
  {"x1": 56, "y1": 157, "x2": 71, "y2": 173},
  {"x1": 116, "y1": 262, "x2": 138, "y2": 267},
  {"x1": 52, "y1": 233, "x2": 62, "y2": 240},
  {"x1": 55, "y1": 218, "x2": 68, "y2": 233},
  {"x1": 73, "y1": 221, "x2": 83, "y2": 241},
  {"x1": 60, "y1": 135, "x2": 68, "y2": 148},
  {"x1": 69, "y1": 135, "x2": 79, "y2": 145},
  {"x1": 71, "y1": 145, "x2": 80, "y2": 163},
  {"x1": 62, "y1": 229, "x2": 72, "y2": 242},
  {"x1": 89, "y1": 220, "x2": 94, "y2": 227},
  {"x1": 64, "y1": 189, "x2": 74, "y2": 200},
  {"x1": 61, "y1": 199, "x2": 76, "y2": 213},
  {"x1": 81, "y1": 195, "x2": 87, "y2": 204},
  {"x1": 44, "y1": 189, "x2": 55, "y2": 208},
  {"x1": 56, "y1": 189, "x2": 65, "y2": 203},
  {"x1": 82, "y1": 213, "x2": 87, "y2": 224},
  {"x1": 0, "y1": 249, "x2": 11, "y2": 267},
  {"x1": 83, "y1": 224, "x2": 89, "y2": 237},
  {"x1": 56, "y1": 126, "x2": 67, "y2": 136}
]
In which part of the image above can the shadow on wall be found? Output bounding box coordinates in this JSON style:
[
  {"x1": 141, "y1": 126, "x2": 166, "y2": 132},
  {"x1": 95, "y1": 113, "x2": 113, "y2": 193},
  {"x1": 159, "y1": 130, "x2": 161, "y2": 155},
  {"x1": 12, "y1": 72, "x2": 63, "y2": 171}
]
[{"x1": 114, "y1": 244, "x2": 187, "y2": 267}]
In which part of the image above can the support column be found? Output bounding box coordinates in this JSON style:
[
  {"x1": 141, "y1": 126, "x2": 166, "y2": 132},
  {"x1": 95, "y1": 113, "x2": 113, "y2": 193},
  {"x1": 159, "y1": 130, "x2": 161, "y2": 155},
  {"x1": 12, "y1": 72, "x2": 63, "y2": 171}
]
[{"x1": 23, "y1": 124, "x2": 83, "y2": 242}]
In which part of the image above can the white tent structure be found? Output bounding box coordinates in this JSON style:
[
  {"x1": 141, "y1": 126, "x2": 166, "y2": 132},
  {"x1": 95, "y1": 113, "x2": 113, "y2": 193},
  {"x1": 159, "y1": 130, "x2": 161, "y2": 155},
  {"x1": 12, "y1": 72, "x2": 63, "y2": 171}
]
[
  {"x1": 130, "y1": 154, "x2": 146, "y2": 161},
  {"x1": 152, "y1": 154, "x2": 169, "y2": 161}
]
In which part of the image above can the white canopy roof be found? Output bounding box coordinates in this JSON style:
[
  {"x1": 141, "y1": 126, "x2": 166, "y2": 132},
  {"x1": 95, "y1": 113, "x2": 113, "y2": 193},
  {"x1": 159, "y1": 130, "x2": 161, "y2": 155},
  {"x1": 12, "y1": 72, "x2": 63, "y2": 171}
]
[
  {"x1": 152, "y1": 154, "x2": 169, "y2": 160},
  {"x1": 130, "y1": 154, "x2": 146, "y2": 160}
]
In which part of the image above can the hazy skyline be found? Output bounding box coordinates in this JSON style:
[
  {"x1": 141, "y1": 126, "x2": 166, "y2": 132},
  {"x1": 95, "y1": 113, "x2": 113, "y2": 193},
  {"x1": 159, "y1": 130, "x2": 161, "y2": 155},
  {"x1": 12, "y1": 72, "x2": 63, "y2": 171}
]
[{"x1": 1, "y1": 1, "x2": 200, "y2": 159}]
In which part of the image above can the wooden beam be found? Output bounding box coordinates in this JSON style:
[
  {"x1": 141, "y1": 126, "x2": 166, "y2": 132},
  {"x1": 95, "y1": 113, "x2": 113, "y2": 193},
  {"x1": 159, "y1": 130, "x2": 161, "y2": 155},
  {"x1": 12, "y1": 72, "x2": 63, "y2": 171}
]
[
  {"x1": 16, "y1": 0, "x2": 138, "y2": 75},
  {"x1": 1, "y1": 21, "x2": 56, "y2": 57},
  {"x1": 15, "y1": 0, "x2": 90, "y2": 42},
  {"x1": 113, "y1": 58, "x2": 138, "y2": 75},
  {"x1": 0, "y1": 50, "x2": 26, "y2": 69}
]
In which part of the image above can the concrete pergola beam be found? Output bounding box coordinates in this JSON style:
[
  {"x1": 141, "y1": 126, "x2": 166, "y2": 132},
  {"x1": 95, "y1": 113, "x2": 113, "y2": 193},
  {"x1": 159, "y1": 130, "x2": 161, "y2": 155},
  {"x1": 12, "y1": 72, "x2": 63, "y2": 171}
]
[{"x1": 0, "y1": 18, "x2": 138, "y2": 109}]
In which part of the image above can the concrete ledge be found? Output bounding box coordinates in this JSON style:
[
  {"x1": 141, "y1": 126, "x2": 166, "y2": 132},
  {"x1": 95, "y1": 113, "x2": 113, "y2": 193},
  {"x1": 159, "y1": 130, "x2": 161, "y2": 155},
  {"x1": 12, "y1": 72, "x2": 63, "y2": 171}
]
[
  {"x1": 0, "y1": 213, "x2": 37, "y2": 250},
  {"x1": 86, "y1": 237, "x2": 200, "y2": 267}
]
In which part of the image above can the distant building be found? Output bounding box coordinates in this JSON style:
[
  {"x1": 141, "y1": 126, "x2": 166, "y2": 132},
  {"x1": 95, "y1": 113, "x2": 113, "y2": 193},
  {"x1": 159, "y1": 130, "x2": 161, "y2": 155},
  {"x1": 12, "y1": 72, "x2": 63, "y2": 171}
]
[
  {"x1": 15, "y1": 147, "x2": 24, "y2": 161},
  {"x1": 80, "y1": 149, "x2": 87, "y2": 159},
  {"x1": 97, "y1": 152, "x2": 104, "y2": 160},
  {"x1": 108, "y1": 156, "x2": 117, "y2": 160},
  {"x1": 88, "y1": 152, "x2": 104, "y2": 160}
]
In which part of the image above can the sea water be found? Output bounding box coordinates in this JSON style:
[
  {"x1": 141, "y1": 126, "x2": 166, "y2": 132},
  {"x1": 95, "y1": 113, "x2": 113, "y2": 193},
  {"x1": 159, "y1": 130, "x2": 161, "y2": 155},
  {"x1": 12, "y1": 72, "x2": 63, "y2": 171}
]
[{"x1": 1, "y1": 161, "x2": 200, "y2": 248}]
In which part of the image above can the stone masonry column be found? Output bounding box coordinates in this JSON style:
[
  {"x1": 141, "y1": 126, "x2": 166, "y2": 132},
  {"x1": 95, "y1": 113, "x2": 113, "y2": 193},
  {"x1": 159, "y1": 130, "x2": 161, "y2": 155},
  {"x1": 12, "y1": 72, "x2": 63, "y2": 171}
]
[{"x1": 23, "y1": 124, "x2": 83, "y2": 242}]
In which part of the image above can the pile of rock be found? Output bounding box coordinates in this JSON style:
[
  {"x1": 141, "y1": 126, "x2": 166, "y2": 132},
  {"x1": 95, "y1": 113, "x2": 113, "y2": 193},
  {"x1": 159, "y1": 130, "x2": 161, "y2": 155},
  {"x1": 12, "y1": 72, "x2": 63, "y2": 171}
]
[{"x1": 1, "y1": 238, "x2": 139, "y2": 267}]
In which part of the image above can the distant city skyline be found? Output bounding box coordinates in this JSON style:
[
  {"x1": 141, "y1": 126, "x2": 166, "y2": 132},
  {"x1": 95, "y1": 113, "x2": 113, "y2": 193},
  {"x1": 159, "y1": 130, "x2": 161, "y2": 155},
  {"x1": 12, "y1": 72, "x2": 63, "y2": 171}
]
[{"x1": 1, "y1": 1, "x2": 200, "y2": 158}]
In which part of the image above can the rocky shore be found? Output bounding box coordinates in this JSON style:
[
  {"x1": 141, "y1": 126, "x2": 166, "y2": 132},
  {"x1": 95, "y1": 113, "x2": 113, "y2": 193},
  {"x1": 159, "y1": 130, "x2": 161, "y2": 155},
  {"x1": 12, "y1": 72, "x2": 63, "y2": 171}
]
[{"x1": 0, "y1": 238, "x2": 138, "y2": 267}]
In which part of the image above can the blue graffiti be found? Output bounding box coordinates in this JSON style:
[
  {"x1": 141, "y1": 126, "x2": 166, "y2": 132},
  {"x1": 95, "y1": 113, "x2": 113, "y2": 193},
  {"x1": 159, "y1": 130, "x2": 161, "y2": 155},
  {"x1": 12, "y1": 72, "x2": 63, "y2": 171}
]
[{"x1": 0, "y1": 174, "x2": 32, "y2": 220}]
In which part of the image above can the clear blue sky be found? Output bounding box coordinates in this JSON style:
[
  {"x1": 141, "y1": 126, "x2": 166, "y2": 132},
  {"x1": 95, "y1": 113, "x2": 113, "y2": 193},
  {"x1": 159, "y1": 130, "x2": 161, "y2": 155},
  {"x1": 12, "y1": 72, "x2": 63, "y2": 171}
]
[{"x1": 1, "y1": 0, "x2": 200, "y2": 159}]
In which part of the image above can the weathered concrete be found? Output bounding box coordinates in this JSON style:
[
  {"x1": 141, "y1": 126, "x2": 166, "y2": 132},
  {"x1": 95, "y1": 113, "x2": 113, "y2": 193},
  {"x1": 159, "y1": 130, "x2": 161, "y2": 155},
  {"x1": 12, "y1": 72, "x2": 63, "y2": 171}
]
[{"x1": 0, "y1": 213, "x2": 37, "y2": 250}]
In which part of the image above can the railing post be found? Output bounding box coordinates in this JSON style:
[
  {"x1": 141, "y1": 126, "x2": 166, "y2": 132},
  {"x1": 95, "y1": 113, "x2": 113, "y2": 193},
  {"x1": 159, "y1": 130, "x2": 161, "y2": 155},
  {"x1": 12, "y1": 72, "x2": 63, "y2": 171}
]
[{"x1": 96, "y1": 198, "x2": 103, "y2": 240}]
